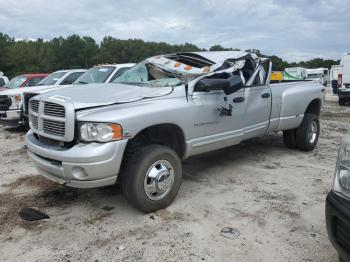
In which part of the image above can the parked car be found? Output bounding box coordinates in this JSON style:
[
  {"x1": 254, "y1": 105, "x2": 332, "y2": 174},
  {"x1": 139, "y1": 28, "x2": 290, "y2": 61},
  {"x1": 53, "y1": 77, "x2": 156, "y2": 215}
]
[
  {"x1": 74, "y1": 64, "x2": 135, "y2": 85},
  {"x1": 36, "y1": 69, "x2": 87, "y2": 87},
  {"x1": 25, "y1": 51, "x2": 324, "y2": 212},
  {"x1": 305, "y1": 68, "x2": 328, "y2": 86},
  {"x1": 338, "y1": 53, "x2": 350, "y2": 105},
  {"x1": 0, "y1": 71, "x2": 9, "y2": 88},
  {"x1": 0, "y1": 69, "x2": 86, "y2": 127},
  {"x1": 0, "y1": 73, "x2": 48, "y2": 92},
  {"x1": 326, "y1": 129, "x2": 350, "y2": 262},
  {"x1": 22, "y1": 64, "x2": 135, "y2": 117},
  {"x1": 330, "y1": 65, "x2": 342, "y2": 94}
]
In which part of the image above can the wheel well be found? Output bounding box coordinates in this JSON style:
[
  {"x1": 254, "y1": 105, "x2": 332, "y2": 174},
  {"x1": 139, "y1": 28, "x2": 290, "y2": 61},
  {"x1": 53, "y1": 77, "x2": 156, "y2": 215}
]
[
  {"x1": 305, "y1": 99, "x2": 321, "y2": 115},
  {"x1": 125, "y1": 124, "x2": 186, "y2": 159}
]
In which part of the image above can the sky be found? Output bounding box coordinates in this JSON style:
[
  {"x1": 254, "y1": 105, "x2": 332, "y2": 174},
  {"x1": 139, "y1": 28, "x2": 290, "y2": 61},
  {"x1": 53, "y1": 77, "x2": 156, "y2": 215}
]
[{"x1": 0, "y1": 0, "x2": 349, "y2": 62}]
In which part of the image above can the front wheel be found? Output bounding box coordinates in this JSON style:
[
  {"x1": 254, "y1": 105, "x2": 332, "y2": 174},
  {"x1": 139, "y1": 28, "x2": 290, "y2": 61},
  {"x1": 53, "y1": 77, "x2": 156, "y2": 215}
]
[
  {"x1": 295, "y1": 113, "x2": 320, "y2": 151},
  {"x1": 122, "y1": 144, "x2": 182, "y2": 213}
]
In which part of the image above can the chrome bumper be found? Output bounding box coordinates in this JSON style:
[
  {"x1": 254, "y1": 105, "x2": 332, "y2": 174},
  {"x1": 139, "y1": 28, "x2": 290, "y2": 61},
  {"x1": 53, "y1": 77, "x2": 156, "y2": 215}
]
[
  {"x1": 0, "y1": 109, "x2": 23, "y2": 127},
  {"x1": 25, "y1": 130, "x2": 128, "y2": 188}
]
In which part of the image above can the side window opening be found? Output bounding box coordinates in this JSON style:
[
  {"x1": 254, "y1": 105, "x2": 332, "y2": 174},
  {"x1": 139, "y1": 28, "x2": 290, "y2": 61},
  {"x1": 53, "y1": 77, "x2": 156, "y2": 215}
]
[
  {"x1": 252, "y1": 72, "x2": 262, "y2": 86},
  {"x1": 61, "y1": 72, "x2": 85, "y2": 85},
  {"x1": 25, "y1": 77, "x2": 44, "y2": 87},
  {"x1": 240, "y1": 58, "x2": 256, "y2": 83},
  {"x1": 246, "y1": 59, "x2": 271, "y2": 87},
  {"x1": 261, "y1": 61, "x2": 270, "y2": 84},
  {"x1": 109, "y1": 67, "x2": 131, "y2": 82}
]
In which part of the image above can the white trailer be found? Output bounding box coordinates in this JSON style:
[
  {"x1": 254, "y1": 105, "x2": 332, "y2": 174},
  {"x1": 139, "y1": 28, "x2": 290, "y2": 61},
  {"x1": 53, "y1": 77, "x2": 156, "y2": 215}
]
[
  {"x1": 340, "y1": 53, "x2": 350, "y2": 87},
  {"x1": 283, "y1": 67, "x2": 306, "y2": 80},
  {"x1": 330, "y1": 65, "x2": 342, "y2": 94},
  {"x1": 338, "y1": 53, "x2": 350, "y2": 105}
]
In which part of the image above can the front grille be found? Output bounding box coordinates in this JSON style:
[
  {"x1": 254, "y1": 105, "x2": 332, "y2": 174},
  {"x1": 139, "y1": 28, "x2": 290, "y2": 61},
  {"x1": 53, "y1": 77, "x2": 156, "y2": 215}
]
[
  {"x1": 29, "y1": 99, "x2": 74, "y2": 142},
  {"x1": 32, "y1": 115, "x2": 38, "y2": 129},
  {"x1": 31, "y1": 100, "x2": 39, "y2": 113},
  {"x1": 24, "y1": 93, "x2": 38, "y2": 115},
  {"x1": 44, "y1": 102, "x2": 65, "y2": 117},
  {"x1": 335, "y1": 218, "x2": 350, "y2": 251},
  {"x1": 0, "y1": 96, "x2": 12, "y2": 111},
  {"x1": 43, "y1": 119, "x2": 65, "y2": 136}
]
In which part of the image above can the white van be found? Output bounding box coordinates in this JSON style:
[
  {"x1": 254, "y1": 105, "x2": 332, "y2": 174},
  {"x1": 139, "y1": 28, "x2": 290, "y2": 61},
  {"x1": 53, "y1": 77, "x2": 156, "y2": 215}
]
[
  {"x1": 338, "y1": 53, "x2": 350, "y2": 105},
  {"x1": 305, "y1": 68, "x2": 328, "y2": 86},
  {"x1": 330, "y1": 65, "x2": 342, "y2": 94},
  {"x1": 283, "y1": 67, "x2": 306, "y2": 80}
]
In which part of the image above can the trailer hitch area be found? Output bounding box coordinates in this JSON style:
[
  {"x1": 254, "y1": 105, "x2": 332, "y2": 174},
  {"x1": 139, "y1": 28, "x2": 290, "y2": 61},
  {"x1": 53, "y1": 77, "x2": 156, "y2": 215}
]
[{"x1": 217, "y1": 104, "x2": 233, "y2": 116}]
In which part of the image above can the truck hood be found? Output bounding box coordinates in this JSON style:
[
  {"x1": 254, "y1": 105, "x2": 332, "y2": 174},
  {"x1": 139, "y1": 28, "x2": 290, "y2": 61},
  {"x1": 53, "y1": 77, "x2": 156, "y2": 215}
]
[
  {"x1": 27, "y1": 85, "x2": 68, "y2": 95},
  {"x1": 0, "y1": 84, "x2": 61, "y2": 96},
  {"x1": 36, "y1": 83, "x2": 174, "y2": 109}
]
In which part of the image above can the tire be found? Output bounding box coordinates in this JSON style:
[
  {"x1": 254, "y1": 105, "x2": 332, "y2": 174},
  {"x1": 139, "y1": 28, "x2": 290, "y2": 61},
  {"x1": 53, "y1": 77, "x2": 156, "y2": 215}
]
[
  {"x1": 295, "y1": 113, "x2": 320, "y2": 151},
  {"x1": 339, "y1": 98, "x2": 346, "y2": 106},
  {"x1": 122, "y1": 144, "x2": 182, "y2": 213},
  {"x1": 283, "y1": 129, "x2": 297, "y2": 149}
]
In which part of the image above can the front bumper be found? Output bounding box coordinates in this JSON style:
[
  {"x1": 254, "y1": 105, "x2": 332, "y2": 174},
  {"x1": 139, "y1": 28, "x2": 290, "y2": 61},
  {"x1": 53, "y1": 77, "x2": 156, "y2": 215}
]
[
  {"x1": 25, "y1": 130, "x2": 128, "y2": 188},
  {"x1": 0, "y1": 109, "x2": 24, "y2": 127},
  {"x1": 338, "y1": 89, "x2": 350, "y2": 99},
  {"x1": 326, "y1": 191, "x2": 350, "y2": 261}
]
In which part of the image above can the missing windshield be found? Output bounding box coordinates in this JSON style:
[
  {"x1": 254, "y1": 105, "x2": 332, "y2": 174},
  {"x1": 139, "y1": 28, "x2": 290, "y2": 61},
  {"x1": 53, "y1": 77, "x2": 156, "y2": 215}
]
[{"x1": 113, "y1": 61, "x2": 193, "y2": 87}]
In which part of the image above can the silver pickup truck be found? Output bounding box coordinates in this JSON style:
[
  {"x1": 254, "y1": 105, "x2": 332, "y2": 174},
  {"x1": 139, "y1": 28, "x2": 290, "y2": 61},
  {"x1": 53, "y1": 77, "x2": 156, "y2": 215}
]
[{"x1": 25, "y1": 51, "x2": 324, "y2": 212}]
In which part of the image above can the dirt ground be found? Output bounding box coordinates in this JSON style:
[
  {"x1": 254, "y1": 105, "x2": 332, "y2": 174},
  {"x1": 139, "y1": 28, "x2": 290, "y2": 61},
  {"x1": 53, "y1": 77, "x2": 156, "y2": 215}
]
[{"x1": 0, "y1": 88, "x2": 349, "y2": 262}]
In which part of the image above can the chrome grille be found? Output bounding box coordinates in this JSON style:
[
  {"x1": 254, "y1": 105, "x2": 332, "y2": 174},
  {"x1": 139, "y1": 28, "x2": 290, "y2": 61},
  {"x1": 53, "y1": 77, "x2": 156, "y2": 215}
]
[
  {"x1": 43, "y1": 119, "x2": 65, "y2": 136},
  {"x1": 44, "y1": 102, "x2": 65, "y2": 117},
  {"x1": 31, "y1": 100, "x2": 39, "y2": 113},
  {"x1": 28, "y1": 99, "x2": 74, "y2": 142},
  {"x1": 32, "y1": 115, "x2": 38, "y2": 130},
  {"x1": 0, "y1": 96, "x2": 12, "y2": 111}
]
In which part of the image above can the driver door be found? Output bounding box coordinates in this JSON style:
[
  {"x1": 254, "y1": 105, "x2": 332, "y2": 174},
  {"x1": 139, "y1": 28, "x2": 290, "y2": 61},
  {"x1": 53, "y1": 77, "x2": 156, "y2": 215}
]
[
  {"x1": 243, "y1": 59, "x2": 272, "y2": 140},
  {"x1": 188, "y1": 76, "x2": 246, "y2": 156}
]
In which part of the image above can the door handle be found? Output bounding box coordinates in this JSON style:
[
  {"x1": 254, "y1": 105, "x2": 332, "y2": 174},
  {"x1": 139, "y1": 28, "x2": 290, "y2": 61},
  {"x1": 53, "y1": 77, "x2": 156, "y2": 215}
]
[
  {"x1": 232, "y1": 97, "x2": 245, "y2": 103},
  {"x1": 261, "y1": 93, "x2": 271, "y2": 98}
]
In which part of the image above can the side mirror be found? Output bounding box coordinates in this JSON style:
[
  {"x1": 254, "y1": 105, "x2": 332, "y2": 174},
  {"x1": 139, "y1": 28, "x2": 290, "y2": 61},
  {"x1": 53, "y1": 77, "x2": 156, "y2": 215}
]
[{"x1": 195, "y1": 75, "x2": 243, "y2": 95}]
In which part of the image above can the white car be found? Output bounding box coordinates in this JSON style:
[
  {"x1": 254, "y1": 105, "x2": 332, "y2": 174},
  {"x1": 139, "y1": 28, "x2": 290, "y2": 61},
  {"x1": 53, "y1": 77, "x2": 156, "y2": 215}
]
[
  {"x1": 22, "y1": 64, "x2": 135, "y2": 117},
  {"x1": 74, "y1": 64, "x2": 135, "y2": 85},
  {"x1": 0, "y1": 69, "x2": 86, "y2": 127}
]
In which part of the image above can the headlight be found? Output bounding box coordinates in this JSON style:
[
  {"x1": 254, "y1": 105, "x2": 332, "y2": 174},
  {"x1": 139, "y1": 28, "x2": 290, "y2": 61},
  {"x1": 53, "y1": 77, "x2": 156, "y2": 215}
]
[
  {"x1": 9, "y1": 95, "x2": 22, "y2": 109},
  {"x1": 333, "y1": 131, "x2": 350, "y2": 199},
  {"x1": 79, "y1": 123, "x2": 123, "y2": 142}
]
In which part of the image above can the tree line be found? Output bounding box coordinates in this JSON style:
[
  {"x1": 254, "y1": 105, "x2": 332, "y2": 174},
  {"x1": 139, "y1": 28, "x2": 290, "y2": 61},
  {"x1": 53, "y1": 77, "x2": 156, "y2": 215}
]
[{"x1": 0, "y1": 33, "x2": 340, "y2": 78}]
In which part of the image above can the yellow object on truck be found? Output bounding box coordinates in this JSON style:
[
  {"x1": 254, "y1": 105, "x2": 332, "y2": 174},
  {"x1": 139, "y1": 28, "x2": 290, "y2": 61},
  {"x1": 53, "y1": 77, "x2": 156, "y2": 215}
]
[{"x1": 271, "y1": 71, "x2": 283, "y2": 81}]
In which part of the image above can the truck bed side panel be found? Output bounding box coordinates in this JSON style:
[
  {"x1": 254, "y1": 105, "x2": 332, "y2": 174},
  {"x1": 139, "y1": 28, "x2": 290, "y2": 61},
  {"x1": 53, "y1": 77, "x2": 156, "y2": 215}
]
[{"x1": 267, "y1": 81, "x2": 323, "y2": 132}]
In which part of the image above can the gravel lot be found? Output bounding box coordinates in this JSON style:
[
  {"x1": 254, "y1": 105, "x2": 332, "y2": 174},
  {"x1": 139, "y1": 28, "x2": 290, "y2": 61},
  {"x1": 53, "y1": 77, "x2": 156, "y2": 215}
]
[{"x1": 0, "y1": 88, "x2": 349, "y2": 262}]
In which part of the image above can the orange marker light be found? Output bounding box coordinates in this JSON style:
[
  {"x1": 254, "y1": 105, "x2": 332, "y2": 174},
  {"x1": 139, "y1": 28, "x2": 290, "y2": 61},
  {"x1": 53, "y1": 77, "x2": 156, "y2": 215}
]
[
  {"x1": 184, "y1": 65, "x2": 193, "y2": 70},
  {"x1": 110, "y1": 124, "x2": 123, "y2": 140},
  {"x1": 174, "y1": 62, "x2": 181, "y2": 67}
]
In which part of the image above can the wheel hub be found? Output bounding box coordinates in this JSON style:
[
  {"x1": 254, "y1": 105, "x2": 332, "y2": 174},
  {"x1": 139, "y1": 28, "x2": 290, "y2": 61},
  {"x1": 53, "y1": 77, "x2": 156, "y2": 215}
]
[
  {"x1": 308, "y1": 121, "x2": 318, "y2": 144},
  {"x1": 144, "y1": 160, "x2": 174, "y2": 201}
]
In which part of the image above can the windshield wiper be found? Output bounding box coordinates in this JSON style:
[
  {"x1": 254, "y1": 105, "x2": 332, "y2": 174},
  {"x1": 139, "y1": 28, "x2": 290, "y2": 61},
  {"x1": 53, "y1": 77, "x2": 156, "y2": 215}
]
[{"x1": 77, "y1": 81, "x2": 89, "y2": 84}]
